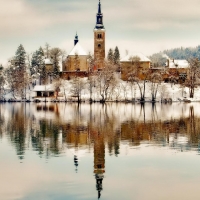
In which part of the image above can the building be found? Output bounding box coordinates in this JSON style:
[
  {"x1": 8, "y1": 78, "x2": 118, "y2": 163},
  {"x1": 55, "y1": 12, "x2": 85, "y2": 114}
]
[
  {"x1": 120, "y1": 52, "x2": 151, "y2": 80},
  {"x1": 62, "y1": 33, "x2": 89, "y2": 79},
  {"x1": 94, "y1": 0, "x2": 106, "y2": 70},
  {"x1": 164, "y1": 59, "x2": 189, "y2": 82}
]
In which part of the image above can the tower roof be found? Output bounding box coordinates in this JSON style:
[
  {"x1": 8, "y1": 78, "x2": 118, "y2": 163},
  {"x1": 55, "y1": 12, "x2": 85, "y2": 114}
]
[
  {"x1": 98, "y1": 0, "x2": 101, "y2": 14},
  {"x1": 95, "y1": 0, "x2": 105, "y2": 30},
  {"x1": 69, "y1": 42, "x2": 87, "y2": 56}
]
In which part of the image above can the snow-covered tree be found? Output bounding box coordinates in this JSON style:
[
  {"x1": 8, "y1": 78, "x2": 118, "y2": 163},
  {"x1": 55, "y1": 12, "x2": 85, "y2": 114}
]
[
  {"x1": 113, "y1": 46, "x2": 120, "y2": 66},
  {"x1": 0, "y1": 65, "x2": 5, "y2": 99},
  {"x1": 149, "y1": 72, "x2": 162, "y2": 102},
  {"x1": 107, "y1": 48, "x2": 114, "y2": 64},
  {"x1": 70, "y1": 77, "x2": 86, "y2": 103},
  {"x1": 50, "y1": 48, "x2": 62, "y2": 77},
  {"x1": 15, "y1": 44, "x2": 26, "y2": 70},
  {"x1": 97, "y1": 60, "x2": 117, "y2": 102},
  {"x1": 87, "y1": 53, "x2": 95, "y2": 101},
  {"x1": 184, "y1": 57, "x2": 200, "y2": 98},
  {"x1": 11, "y1": 44, "x2": 29, "y2": 98},
  {"x1": 31, "y1": 47, "x2": 46, "y2": 85},
  {"x1": 44, "y1": 43, "x2": 51, "y2": 58}
]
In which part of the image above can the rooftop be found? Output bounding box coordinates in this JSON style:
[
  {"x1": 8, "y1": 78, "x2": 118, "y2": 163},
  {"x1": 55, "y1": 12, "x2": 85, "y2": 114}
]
[
  {"x1": 68, "y1": 42, "x2": 87, "y2": 56},
  {"x1": 120, "y1": 52, "x2": 151, "y2": 62}
]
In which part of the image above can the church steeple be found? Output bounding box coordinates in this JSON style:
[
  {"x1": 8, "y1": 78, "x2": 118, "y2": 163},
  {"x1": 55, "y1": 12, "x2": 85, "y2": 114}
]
[
  {"x1": 94, "y1": 0, "x2": 105, "y2": 69},
  {"x1": 95, "y1": 0, "x2": 104, "y2": 29},
  {"x1": 74, "y1": 32, "x2": 79, "y2": 46},
  {"x1": 98, "y1": 0, "x2": 101, "y2": 14}
]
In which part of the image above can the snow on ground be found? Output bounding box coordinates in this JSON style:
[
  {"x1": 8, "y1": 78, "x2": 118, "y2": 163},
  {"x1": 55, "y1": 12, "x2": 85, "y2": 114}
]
[{"x1": 3, "y1": 78, "x2": 200, "y2": 102}]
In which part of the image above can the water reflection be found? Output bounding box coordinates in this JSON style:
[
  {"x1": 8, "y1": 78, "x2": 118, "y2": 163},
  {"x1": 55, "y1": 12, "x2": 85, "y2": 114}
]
[{"x1": 1, "y1": 102, "x2": 200, "y2": 199}]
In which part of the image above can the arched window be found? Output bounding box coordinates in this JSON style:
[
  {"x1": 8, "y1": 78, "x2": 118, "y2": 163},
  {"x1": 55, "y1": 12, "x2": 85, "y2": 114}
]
[
  {"x1": 98, "y1": 44, "x2": 101, "y2": 48},
  {"x1": 97, "y1": 34, "x2": 102, "y2": 39}
]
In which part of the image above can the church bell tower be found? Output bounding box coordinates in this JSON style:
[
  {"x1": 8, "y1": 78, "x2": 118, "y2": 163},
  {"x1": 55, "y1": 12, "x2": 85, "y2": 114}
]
[{"x1": 94, "y1": 0, "x2": 105, "y2": 70}]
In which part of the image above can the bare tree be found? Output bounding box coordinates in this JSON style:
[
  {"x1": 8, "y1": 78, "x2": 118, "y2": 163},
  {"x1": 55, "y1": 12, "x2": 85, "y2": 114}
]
[
  {"x1": 70, "y1": 77, "x2": 86, "y2": 103},
  {"x1": 120, "y1": 82, "x2": 129, "y2": 101},
  {"x1": 149, "y1": 72, "x2": 162, "y2": 102},
  {"x1": 127, "y1": 56, "x2": 150, "y2": 102},
  {"x1": 87, "y1": 53, "x2": 95, "y2": 101},
  {"x1": 159, "y1": 84, "x2": 169, "y2": 102},
  {"x1": 184, "y1": 58, "x2": 200, "y2": 98},
  {"x1": 96, "y1": 61, "x2": 117, "y2": 103},
  {"x1": 0, "y1": 65, "x2": 5, "y2": 100},
  {"x1": 44, "y1": 43, "x2": 51, "y2": 58}
]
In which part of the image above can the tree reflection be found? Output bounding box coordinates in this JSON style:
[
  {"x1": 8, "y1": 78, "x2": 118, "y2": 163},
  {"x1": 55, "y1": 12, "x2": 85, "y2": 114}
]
[{"x1": 2, "y1": 103, "x2": 200, "y2": 197}]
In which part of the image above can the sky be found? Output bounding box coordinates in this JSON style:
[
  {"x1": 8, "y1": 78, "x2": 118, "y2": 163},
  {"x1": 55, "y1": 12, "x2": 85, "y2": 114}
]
[{"x1": 1, "y1": 0, "x2": 200, "y2": 65}]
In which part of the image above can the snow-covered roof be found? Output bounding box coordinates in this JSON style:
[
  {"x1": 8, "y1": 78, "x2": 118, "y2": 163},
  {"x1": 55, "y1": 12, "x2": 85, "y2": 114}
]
[
  {"x1": 68, "y1": 42, "x2": 87, "y2": 56},
  {"x1": 169, "y1": 59, "x2": 189, "y2": 68},
  {"x1": 45, "y1": 58, "x2": 52, "y2": 65},
  {"x1": 120, "y1": 52, "x2": 151, "y2": 62},
  {"x1": 33, "y1": 84, "x2": 55, "y2": 92}
]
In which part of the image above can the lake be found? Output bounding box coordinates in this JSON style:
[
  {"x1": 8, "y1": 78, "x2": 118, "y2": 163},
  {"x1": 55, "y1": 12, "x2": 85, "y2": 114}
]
[{"x1": 1, "y1": 102, "x2": 200, "y2": 200}]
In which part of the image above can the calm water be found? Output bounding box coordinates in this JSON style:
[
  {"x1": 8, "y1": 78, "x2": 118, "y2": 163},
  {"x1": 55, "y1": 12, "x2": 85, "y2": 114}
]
[{"x1": 1, "y1": 102, "x2": 200, "y2": 200}]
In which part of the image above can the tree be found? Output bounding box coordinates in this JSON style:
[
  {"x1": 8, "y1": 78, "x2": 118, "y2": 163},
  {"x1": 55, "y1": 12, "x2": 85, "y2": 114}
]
[
  {"x1": 31, "y1": 47, "x2": 46, "y2": 85},
  {"x1": 149, "y1": 53, "x2": 167, "y2": 68},
  {"x1": 107, "y1": 48, "x2": 114, "y2": 64},
  {"x1": 184, "y1": 57, "x2": 200, "y2": 98},
  {"x1": 120, "y1": 82, "x2": 129, "y2": 101},
  {"x1": 15, "y1": 44, "x2": 26, "y2": 70},
  {"x1": 50, "y1": 48, "x2": 62, "y2": 77},
  {"x1": 14, "y1": 44, "x2": 29, "y2": 98},
  {"x1": 87, "y1": 53, "x2": 95, "y2": 101},
  {"x1": 70, "y1": 77, "x2": 86, "y2": 103},
  {"x1": 127, "y1": 56, "x2": 150, "y2": 102},
  {"x1": 44, "y1": 43, "x2": 51, "y2": 58},
  {"x1": 113, "y1": 46, "x2": 120, "y2": 66},
  {"x1": 0, "y1": 65, "x2": 5, "y2": 100},
  {"x1": 5, "y1": 63, "x2": 20, "y2": 98},
  {"x1": 149, "y1": 72, "x2": 162, "y2": 102},
  {"x1": 97, "y1": 61, "x2": 117, "y2": 102}
]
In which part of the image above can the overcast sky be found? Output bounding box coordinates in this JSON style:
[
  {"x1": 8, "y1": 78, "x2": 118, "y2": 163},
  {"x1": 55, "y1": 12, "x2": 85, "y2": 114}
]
[{"x1": 1, "y1": 0, "x2": 200, "y2": 64}]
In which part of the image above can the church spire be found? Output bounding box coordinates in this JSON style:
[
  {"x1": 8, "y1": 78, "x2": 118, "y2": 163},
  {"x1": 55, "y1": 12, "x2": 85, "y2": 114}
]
[
  {"x1": 74, "y1": 32, "x2": 79, "y2": 46},
  {"x1": 95, "y1": 0, "x2": 104, "y2": 29},
  {"x1": 98, "y1": 0, "x2": 101, "y2": 14}
]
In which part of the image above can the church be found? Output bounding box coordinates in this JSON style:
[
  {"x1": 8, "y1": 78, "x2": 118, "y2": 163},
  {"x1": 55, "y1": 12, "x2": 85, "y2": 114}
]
[{"x1": 62, "y1": 0, "x2": 105, "y2": 79}]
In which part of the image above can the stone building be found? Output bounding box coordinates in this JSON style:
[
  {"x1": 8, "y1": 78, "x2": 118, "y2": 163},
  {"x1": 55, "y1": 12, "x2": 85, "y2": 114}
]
[
  {"x1": 93, "y1": 0, "x2": 106, "y2": 70},
  {"x1": 120, "y1": 52, "x2": 151, "y2": 80},
  {"x1": 62, "y1": 34, "x2": 89, "y2": 79}
]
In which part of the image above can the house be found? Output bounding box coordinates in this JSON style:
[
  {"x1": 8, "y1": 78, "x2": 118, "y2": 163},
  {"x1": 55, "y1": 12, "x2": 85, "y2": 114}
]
[
  {"x1": 164, "y1": 59, "x2": 189, "y2": 82},
  {"x1": 120, "y1": 52, "x2": 151, "y2": 80},
  {"x1": 33, "y1": 84, "x2": 55, "y2": 98}
]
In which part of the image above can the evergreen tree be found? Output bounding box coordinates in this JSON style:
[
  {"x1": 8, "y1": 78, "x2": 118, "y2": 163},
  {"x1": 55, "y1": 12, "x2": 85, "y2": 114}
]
[
  {"x1": 113, "y1": 46, "x2": 120, "y2": 65},
  {"x1": 50, "y1": 48, "x2": 62, "y2": 77},
  {"x1": 107, "y1": 48, "x2": 114, "y2": 63},
  {"x1": 15, "y1": 44, "x2": 26, "y2": 70},
  {"x1": 31, "y1": 47, "x2": 46, "y2": 84},
  {"x1": 14, "y1": 44, "x2": 28, "y2": 98}
]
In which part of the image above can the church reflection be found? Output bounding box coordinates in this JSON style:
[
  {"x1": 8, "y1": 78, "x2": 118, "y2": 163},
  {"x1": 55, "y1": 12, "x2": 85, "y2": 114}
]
[{"x1": 2, "y1": 103, "x2": 200, "y2": 198}]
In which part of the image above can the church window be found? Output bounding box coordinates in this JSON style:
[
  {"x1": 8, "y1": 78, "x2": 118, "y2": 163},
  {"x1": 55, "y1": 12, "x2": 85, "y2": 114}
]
[
  {"x1": 97, "y1": 164, "x2": 102, "y2": 169},
  {"x1": 97, "y1": 34, "x2": 102, "y2": 39},
  {"x1": 98, "y1": 44, "x2": 101, "y2": 48}
]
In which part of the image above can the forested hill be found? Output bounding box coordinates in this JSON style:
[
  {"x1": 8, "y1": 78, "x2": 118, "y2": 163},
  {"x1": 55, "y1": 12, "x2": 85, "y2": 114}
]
[
  {"x1": 149, "y1": 45, "x2": 200, "y2": 67},
  {"x1": 162, "y1": 45, "x2": 200, "y2": 60}
]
